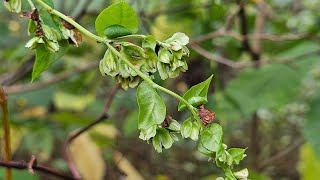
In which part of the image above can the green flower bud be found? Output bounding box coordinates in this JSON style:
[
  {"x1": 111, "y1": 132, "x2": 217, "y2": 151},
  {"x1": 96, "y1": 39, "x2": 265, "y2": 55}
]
[
  {"x1": 234, "y1": 168, "x2": 249, "y2": 180},
  {"x1": 99, "y1": 49, "x2": 119, "y2": 77},
  {"x1": 60, "y1": 25, "x2": 80, "y2": 46},
  {"x1": 116, "y1": 75, "x2": 141, "y2": 90},
  {"x1": 157, "y1": 61, "x2": 169, "y2": 80},
  {"x1": 139, "y1": 125, "x2": 157, "y2": 141},
  {"x1": 165, "y1": 32, "x2": 189, "y2": 46},
  {"x1": 3, "y1": 0, "x2": 21, "y2": 13},
  {"x1": 25, "y1": 37, "x2": 44, "y2": 50},
  {"x1": 164, "y1": 32, "x2": 189, "y2": 52},
  {"x1": 45, "y1": 39, "x2": 59, "y2": 52},
  {"x1": 42, "y1": 24, "x2": 61, "y2": 42},
  {"x1": 167, "y1": 120, "x2": 181, "y2": 132},
  {"x1": 141, "y1": 48, "x2": 157, "y2": 74},
  {"x1": 181, "y1": 117, "x2": 193, "y2": 138},
  {"x1": 158, "y1": 47, "x2": 173, "y2": 64},
  {"x1": 120, "y1": 42, "x2": 146, "y2": 66},
  {"x1": 190, "y1": 121, "x2": 200, "y2": 141}
]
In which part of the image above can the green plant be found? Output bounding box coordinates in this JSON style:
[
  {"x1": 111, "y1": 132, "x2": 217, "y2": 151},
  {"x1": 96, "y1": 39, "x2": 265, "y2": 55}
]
[{"x1": 2, "y1": 0, "x2": 247, "y2": 179}]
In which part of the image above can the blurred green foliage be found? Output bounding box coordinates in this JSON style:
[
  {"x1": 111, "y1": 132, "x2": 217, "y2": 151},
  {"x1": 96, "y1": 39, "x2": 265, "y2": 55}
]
[{"x1": 1, "y1": 0, "x2": 320, "y2": 179}]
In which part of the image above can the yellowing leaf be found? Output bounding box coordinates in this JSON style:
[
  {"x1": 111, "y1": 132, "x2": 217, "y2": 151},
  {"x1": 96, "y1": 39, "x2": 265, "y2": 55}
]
[
  {"x1": 54, "y1": 92, "x2": 95, "y2": 111},
  {"x1": 91, "y1": 124, "x2": 119, "y2": 139},
  {"x1": 0, "y1": 127, "x2": 25, "y2": 154},
  {"x1": 69, "y1": 133, "x2": 106, "y2": 180},
  {"x1": 20, "y1": 106, "x2": 47, "y2": 119},
  {"x1": 114, "y1": 151, "x2": 144, "y2": 180},
  {"x1": 299, "y1": 144, "x2": 320, "y2": 180}
]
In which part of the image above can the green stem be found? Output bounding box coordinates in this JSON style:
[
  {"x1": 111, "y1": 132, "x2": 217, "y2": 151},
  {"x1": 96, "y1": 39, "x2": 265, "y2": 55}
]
[
  {"x1": 34, "y1": 0, "x2": 107, "y2": 43},
  {"x1": 27, "y1": 0, "x2": 36, "y2": 9},
  {"x1": 34, "y1": 0, "x2": 204, "y2": 127},
  {"x1": 107, "y1": 44, "x2": 204, "y2": 127}
]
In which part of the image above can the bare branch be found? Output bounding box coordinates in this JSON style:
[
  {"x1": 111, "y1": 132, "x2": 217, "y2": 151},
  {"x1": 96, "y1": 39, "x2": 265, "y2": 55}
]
[
  {"x1": 3, "y1": 61, "x2": 98, "y2": 94},
  {"x1": 258, "y1": 138, "x2": 304, "y2": 170},
  {"x1": 63, "y1": 83, "x2": 120, "y2": 179},
  {"x1": 188, "y1": 44, "x2": 238, "y2": 68},
  {"x1": 0, "y1": 157, "x2": 78, "y2": 180}
]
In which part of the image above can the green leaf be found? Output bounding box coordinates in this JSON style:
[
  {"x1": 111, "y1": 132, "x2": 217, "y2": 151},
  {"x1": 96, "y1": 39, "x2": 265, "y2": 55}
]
[
  {"x1": 32, "y1": 41, "x2": 69, "y2": 81},
  {"x1": 42, "y1": 0, "x2": 54, "y2": 7},
  {"x1": 198, "y1": 141, "x2": 214, "y2": 156},
  {"x1": 228, "y1": 148, "x2": 247, "y2": 165},
  {"x1": 187, "y1": 96, "x2": 208, "y2": 108},
  {"x1": 303, "y1": 91, "x2": 320, "y2": 159},
  {"x1": 103, "y1": 24, "x2": 132, "y2": 39},
  {"x1": 200, "y1": 123, "x2": 223, "y2": 152},
  {"x1": 224, "y1": 50, "x2": 319, "y2": 119},
  {"x1": 137, "y1": 81, "x2": 166, "y2": 130},
  {"x1": 95, "y1": 2, "x2": 139, "y2": 37},
  {"x1": 38, "y1": 1, "x2": 61, "y2": 32},
  {"x1": 142, "y1": 35, "x2": 157, "y2": 50},
  {"x1": 181, "y1": 117, "x2": 193, "y2": 138},
  {"x1": 178, "y1": 75, "x2": 213, "y2": 111}
]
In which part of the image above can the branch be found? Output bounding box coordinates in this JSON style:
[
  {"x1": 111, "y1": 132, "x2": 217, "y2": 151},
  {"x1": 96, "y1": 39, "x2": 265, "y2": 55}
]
[
  {"x1": 143, "y1": 1, "x2": 213, "y2": 20},
  {"x1": 0, "y1": 6, "x2": 91, "y2": 87},
  {"x1": 188, "y1": 44, "x2": 238, "y2": 68},
  {"x1": 190, "y1": 30, "x2": 310, "y2": 45},
  {"x1": 0, "y1": 156, "x2": 77, "y2": 180},
  {"x1": 189, "y1": 43, "x2": 320, "y2": 69},
  {"x1": 258, "y1": 138, "x2": 304, "y2": 170},
  {"x1": 3, "y1": 61, "x2": 98, "y2": 94},
  {"x1": 0, "y1": 55, "x2": 35, "y2": 86},
  {"x1": 0, "y1": 87, "x2": 11, "y2": 180},
  {"x1": 238, "y1": 1, "x2": 260, "y2": 61},
  {"x1": 63, "y1": 83, "x2": 120, "y2": 179}
]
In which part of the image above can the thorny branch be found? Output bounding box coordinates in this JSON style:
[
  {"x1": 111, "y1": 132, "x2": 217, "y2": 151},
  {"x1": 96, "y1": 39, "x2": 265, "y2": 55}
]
[{"x1": 63, "y1": 83, "x2": 120, "y2": 179}]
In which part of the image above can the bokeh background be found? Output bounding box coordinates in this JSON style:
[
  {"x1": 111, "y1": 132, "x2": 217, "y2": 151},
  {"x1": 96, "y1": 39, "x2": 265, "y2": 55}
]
[{"x1": 1, "y1": 0, "x2": 320, "y2": 179}]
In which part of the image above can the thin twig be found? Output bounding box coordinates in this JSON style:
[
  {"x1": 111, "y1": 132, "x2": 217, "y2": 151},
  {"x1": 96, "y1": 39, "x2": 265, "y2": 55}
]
[
  {"x1": 258, "y1": 138, "x2": 304, "y2": 169},
  {"x1": 188, "y1": 44, "x2": 237, "y2": 68},
  {"x1": 190, "y1": 31, "x2": 309, "y2": 45},
  {"x1": 63, "y1": 83, "x2": 120, "y2": 179},
  {"x1": 189, "y1": 43, "x2": 320, "y2": 69},
  {"x1": 0, "y1": 55, "x2": 35, "y2": 86},
  {"x1": 3, "y1": 61, "x2": 99, "y2": 94},
  {"x1": 0, "y1": 87, "x2": 11, "y2": 180},
  {"x1": 0, "y1": 157, "x2": 77, "y2": 180}
]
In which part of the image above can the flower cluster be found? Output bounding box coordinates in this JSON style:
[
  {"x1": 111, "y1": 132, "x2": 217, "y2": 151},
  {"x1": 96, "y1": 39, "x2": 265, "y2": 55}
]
[
  {"x1": 3, "y1": 0, "x2": 21, "y2": 13},
  {"x1": 99, "y1": 33, "x2": 190, "y2": 89},
  {"x1": 157, "y1": 32, "x2": 190, "y2": 80}
]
